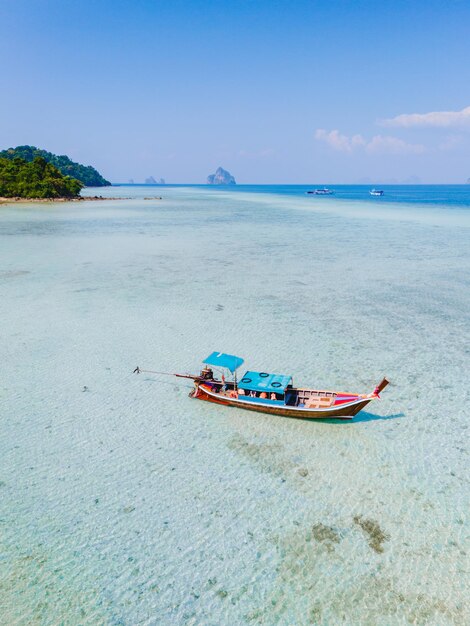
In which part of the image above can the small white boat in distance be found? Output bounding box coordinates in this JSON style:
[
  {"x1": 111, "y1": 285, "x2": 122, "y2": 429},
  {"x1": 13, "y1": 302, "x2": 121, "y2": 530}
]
[
  {"x1": 370, "y1": 189, "x2": 384, "y2": 196},
  {"x1": 307, "y1": 188, "x2": 334, "y2": 195}
]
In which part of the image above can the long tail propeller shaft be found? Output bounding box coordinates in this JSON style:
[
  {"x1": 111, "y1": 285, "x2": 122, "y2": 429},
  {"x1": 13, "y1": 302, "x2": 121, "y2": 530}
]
[{"x1": 133, "y1": 366, "x2": 196, "y2": 380}]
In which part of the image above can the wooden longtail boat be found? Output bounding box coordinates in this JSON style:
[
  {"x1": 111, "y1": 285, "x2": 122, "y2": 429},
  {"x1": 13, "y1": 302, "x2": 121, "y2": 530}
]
[{"x1": 138, "y1": 351, "x2": 388, "y2": 420}]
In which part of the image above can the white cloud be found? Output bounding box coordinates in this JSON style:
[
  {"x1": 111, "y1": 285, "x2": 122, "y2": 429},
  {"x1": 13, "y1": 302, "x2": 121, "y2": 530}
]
[
  {"x1": 314, "y1": 129, "x2": 367, "y2": 152},
  {"x1": 315, "y1": 129, "x2": 425, "y2": 154},
  {"x1": 365, "y1": 135, "x2": 425, "y2": 154},
  {"x1": 314, "y1": 129, "x2": 359, "y2": 152},
  {"x1": 381, "y1": 105, "x2": 470, "y2": 128}
]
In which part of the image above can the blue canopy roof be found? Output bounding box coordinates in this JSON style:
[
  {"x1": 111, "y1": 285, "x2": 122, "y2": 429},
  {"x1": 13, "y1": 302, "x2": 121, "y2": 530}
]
[
  {"x1": 203, "y1": 351, "x2": 244, "y2": 374},
  {"x1": 238, "y1": 371, "x2": 292, "y2": 394}
]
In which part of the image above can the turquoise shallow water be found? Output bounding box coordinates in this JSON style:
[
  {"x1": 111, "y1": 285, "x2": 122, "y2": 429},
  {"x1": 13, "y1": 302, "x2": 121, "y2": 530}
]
[{"x1": 0, "y1": 186, "x2": 469, "y2": 625}]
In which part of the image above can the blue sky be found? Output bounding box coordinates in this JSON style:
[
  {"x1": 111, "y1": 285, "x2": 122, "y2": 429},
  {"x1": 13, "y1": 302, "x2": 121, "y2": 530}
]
[{"x1": 1, "y1": 0, "x2": 469, "y2": 183}]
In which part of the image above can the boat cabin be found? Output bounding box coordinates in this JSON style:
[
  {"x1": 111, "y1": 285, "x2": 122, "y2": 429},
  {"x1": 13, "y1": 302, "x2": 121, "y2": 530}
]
[{"x1": 237, "y1": 371, "x2": 292, "y2": 404}]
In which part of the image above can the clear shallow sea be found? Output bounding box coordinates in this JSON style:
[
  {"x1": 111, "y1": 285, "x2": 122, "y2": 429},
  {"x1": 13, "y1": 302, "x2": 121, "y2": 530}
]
[{"x1": 0, "y1": 185, "x2": 468, "y2": 625}]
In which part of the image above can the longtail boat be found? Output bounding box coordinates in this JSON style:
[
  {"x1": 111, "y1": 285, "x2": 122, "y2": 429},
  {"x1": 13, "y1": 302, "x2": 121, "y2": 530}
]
[{"x1": 135, "y1": 351, "x2": 389, "y2": 420}]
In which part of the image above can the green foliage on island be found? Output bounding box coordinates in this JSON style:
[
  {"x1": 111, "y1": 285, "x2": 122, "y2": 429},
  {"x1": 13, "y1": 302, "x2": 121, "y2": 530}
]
[
  {"x1": 0, "y1": 145, "x2": 110, "y2": 187},
  {"x1": 0, "y1": 156, "x2": 83, "y2": 198}
]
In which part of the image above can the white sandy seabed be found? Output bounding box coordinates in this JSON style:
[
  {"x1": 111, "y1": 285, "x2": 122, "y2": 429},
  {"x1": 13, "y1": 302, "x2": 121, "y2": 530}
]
[{"x1": 0, "y1": 186, "x2": 469, "y2": 626}]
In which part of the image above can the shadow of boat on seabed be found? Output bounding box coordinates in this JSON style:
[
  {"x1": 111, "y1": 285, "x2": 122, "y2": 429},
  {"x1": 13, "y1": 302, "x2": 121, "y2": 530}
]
[{"x1": 322, "y1": 411, "x2": 405, "y2": 424}]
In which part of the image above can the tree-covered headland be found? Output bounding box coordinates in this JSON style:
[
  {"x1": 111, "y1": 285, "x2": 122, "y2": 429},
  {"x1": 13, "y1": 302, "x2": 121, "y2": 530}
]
[
  {"x1": 0, "y1": 156, "x2": 83, "y2": 198},
  {"x1": 0, "y1": 145, "x2": 110, "y2": 187}
]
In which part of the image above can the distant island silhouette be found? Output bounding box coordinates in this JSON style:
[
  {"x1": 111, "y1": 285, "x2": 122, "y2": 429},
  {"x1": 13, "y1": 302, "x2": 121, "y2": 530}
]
[{"x1": 207, "y1": 167, "x2": 236, "y2": 185}]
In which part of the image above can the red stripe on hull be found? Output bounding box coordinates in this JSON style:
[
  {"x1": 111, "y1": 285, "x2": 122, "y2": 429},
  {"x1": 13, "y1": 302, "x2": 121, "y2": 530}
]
[{"x1": 194, "y1": 386, "x2": 371, "y2": 420}]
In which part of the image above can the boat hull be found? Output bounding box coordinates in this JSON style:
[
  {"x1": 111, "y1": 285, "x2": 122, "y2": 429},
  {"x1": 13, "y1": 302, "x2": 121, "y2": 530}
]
[{"x1": 193, "y1": 384, "x2": 372, "y2": 420}]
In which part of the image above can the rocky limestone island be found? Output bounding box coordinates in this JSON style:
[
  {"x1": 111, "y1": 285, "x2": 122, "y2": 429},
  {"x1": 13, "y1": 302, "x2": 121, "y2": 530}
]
[
  {"x1": 145, "y1": 176, "x2": 165, "y2": 184},
  {"x1": 207, "y1": 167, "x2": 236, "y2": 185}
]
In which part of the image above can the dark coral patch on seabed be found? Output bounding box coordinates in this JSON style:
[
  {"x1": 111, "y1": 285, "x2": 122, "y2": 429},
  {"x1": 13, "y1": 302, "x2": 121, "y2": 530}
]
[{"x1": 353, "y1": 515, "x2": 390, "y2": 553}]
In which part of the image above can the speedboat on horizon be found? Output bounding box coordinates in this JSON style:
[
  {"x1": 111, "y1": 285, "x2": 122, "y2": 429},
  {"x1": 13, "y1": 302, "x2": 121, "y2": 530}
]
[
  {"x1": 306, "y1": 188, "x2": 334, "y2": 195},
  {"x1": 370, "y1": 189, "x2": 384, "y2": 196}
]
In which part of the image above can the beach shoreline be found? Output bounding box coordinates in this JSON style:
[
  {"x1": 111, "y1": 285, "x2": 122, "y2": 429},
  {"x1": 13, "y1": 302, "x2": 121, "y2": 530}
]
[
  {"x1": 0, "y1": 195, "x2": 163, "y2": 205},
  {"x1": 0, "y1": 195, "x2": 130, "y2": 205}
]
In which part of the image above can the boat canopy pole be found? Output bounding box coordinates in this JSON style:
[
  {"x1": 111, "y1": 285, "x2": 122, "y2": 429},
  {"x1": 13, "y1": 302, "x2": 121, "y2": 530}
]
[{"x1": 133, "y1": 367, "x2": 197, "y2": 380}]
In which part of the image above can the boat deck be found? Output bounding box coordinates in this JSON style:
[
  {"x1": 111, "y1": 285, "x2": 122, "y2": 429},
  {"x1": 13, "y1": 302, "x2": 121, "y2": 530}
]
[{"x1": 200, "y1": 380, "x2": 363, "y2": 408}]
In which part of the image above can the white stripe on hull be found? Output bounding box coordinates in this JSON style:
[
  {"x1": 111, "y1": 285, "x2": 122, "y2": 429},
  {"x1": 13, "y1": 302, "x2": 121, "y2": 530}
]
[{"x1": 197, "y1": 385, "x2": 373, "y2": 418}]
